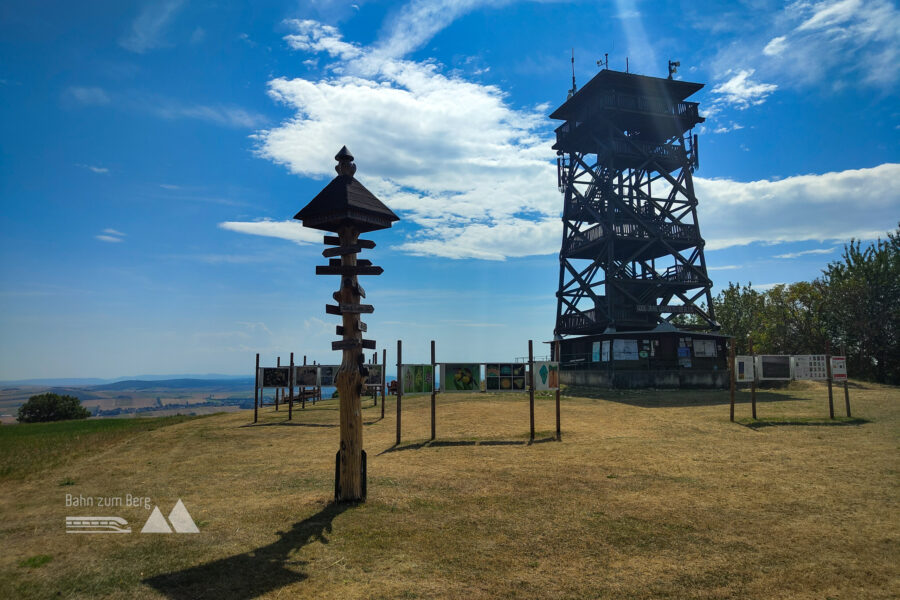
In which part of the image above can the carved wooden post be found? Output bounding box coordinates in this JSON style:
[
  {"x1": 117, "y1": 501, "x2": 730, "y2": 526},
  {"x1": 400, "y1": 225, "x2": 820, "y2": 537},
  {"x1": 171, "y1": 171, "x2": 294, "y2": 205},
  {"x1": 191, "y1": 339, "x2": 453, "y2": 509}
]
[
  {"x1": 253, "y1": 353, "x2": 259, "y2": 423},
  {"x1": 295, "y1": 146, "x2": 399, "y2": 503}
]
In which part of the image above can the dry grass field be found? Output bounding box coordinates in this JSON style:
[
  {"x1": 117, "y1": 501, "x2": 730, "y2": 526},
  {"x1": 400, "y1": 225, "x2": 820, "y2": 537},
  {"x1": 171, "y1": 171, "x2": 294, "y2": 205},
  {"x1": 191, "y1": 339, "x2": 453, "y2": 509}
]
[{"x1": 1, "y1": 381, "x2": 897, "y2": 599}]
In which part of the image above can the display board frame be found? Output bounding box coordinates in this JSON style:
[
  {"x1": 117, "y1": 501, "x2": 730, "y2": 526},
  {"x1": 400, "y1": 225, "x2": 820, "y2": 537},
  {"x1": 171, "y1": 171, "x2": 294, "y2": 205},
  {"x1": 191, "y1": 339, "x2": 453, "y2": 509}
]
[
  {"x1": 533, "y1": 361, "x2": 559, "y2": 391},
  {"x1": 756, "y1": 355, "x2": 792, "y2": 381},
  {"x1": 792, "y1": 355, "x2": 828, "y2": 380},
  {"x1": 485, "y1": 363, "x2": 526, "y2": 391},
  {"x1": 441, "y1": 363, "x2": 481, "y2": 392}
]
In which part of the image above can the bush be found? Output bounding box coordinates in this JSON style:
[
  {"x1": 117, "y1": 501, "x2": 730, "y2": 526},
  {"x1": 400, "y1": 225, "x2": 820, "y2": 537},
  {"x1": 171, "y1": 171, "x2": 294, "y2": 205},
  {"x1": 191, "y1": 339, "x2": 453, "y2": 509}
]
[{"x1": 17, "y1": 393, "x2": 91, "y2": 423}]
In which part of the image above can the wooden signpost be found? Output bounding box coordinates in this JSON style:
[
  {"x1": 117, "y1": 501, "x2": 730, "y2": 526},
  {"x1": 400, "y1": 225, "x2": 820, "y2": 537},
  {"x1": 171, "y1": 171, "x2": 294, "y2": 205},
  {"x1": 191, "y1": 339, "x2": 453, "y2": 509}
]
[{"x1": 295, "y1": 146, "x2": 399, "y2": 503}]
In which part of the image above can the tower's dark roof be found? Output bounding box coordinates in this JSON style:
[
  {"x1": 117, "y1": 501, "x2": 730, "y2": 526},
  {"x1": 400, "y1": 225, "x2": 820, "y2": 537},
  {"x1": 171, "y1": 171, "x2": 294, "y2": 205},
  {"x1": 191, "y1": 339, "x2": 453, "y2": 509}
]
[
  {"x1": 550, "y1": 69, "x2": 704, "y2": 121},
  {"x1": 294, "y1": 174, "x2": 399, "y2": 234}
]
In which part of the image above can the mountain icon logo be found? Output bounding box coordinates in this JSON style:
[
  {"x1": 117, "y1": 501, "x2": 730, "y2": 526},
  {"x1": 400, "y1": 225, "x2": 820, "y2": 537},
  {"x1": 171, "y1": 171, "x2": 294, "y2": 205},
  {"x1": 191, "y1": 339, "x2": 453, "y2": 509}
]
[{"x1": 140, "y1": 499, "x2": 200, "y2": 534}]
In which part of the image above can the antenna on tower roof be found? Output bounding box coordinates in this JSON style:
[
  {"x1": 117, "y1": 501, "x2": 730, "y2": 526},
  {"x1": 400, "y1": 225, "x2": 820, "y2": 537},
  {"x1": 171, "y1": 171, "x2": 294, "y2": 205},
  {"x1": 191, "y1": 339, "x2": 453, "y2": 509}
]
[
  {"x1": 668, "y1": 59, "x2": 681, "y2": 79},
  {"x1": 568, "y1": 48, "x2": 577, "y2": 98}
]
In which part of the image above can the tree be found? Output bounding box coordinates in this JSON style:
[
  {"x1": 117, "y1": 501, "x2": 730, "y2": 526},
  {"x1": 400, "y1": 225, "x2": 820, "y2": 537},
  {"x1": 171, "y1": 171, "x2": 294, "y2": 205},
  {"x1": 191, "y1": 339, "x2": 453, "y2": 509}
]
[
  {"x1": 712, "y1": 282, "x2": 765, "y2": 354},
  {"x1": 17, "y1": 393, "x2": 91, "y2": 423},
  {"x1": 822, "y1": 225, "x2": 900, "y2": 383}
]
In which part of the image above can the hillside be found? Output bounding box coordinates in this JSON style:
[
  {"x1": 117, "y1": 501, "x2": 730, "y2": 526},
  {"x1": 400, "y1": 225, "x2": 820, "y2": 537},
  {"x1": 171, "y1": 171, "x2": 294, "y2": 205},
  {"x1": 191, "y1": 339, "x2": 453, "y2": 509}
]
[{"x1": 1, "y1": 383, "x2": 898, "y2": 599}]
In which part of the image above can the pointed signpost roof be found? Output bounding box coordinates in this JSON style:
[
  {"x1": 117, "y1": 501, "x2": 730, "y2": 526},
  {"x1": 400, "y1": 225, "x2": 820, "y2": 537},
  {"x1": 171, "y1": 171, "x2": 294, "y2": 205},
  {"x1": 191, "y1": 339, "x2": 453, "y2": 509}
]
[{"x1": 294, "y1": 146, "x2": 399, "y2": 233}]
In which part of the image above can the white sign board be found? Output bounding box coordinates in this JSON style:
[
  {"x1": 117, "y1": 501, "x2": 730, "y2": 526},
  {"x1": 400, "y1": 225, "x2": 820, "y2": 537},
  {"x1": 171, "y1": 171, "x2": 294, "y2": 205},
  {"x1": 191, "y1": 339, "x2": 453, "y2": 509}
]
[
  {"x1": 735, "y1": 356, "x2": 755, "y2": 382},
  {"x1": 693, "y1": 339, "x2": 717, "y2": 358},
  {"x1": 601, "y1": 340, "x2": 610, "y2": 362},
  {"x1": 831, "y1": 356, "x2": 848, "y2": 381},
  {"x1": 792, "y1": 355, "x2": 828, "y2": 380},
  {"x1": 612, "y1": 339, "x2": 639, "y2": 361},
  {"x1": 534, "y1": 361, "x2": 560, "y2": 391}
]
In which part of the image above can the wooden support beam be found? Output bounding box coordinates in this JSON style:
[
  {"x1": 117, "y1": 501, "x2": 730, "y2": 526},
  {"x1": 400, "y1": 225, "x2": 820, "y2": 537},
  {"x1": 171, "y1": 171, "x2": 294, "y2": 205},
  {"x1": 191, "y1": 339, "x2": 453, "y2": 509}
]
[
  {"x1": 324, "y1": 235, "x2": 375, "y2": 249},
  {"x1": 529, "y1": 340, "x2": 535, "y2": 443},
  {"x1": 253, "y1": 353, "x2": 259, "y2": 423}
]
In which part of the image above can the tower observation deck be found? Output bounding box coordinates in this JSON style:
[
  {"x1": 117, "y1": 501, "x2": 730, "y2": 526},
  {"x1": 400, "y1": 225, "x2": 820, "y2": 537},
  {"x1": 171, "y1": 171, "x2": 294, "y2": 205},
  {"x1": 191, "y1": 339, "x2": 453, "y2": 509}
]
[{"x1": 552, "y1": 69, "x2": 718, "y2": 337}]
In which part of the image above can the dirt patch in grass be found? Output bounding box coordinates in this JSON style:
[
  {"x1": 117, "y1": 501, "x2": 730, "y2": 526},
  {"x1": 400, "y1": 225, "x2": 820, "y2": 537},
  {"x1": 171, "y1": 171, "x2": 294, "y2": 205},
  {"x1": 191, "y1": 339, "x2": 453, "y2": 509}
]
[{"x1": 0, "y1": 384, "x2": 897, "y2": 599}]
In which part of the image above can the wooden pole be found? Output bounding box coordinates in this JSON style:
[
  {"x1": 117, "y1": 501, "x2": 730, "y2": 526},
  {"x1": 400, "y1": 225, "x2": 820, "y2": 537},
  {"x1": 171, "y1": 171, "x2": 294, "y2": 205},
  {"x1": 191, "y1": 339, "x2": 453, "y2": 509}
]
[
  {"x1": 842, "y1": 344, "x2": 851, "y2": 417},
  {"x1": 749, "y1": 338, "x2": 757, "y2": 419},
  {"x1": 826, "y1": 339, "x2": 834, "y2": 419},
  {"x1": 430, "y1": 339, "x2": 436, "y2": 441},
  {"x1": 555, "y1": 340, "x2": 561, "y2": 441},
  {"x1": 529, "y1": 339, "x2": 535, "y2": 443},
  {"x1": 729, "y1": 338, "x2": 736, "y2": 422},
  {"x1": 289, "y1": 353, "x2": 294, "y2": 420},
  {"x1": 381, "y1": 348, "x2": 386, "y2": 419},
  {"x1": 396, "y1": 339, "x2": 402, "y2": 446},
  {"x1": 275, "y1": 356, "x2": 280, "y2": 411},
  {"x1": 335, "y1": 225, "x2": 364, "y2": 502},
  {"x1": 254, "y1": 353, "x2": 259, "y2": 423}
]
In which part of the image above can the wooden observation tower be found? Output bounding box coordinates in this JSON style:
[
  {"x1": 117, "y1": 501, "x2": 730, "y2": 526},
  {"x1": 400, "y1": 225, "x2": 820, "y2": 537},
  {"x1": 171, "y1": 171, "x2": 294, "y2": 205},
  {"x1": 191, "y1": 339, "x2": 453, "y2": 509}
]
[{"x1": 551, "y1": 68, "x2": 717, "y2": 339}]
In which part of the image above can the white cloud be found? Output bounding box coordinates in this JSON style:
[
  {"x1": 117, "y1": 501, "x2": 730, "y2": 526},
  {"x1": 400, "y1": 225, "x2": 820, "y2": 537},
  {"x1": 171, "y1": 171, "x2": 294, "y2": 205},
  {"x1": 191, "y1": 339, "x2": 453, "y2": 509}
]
[
  {"x1": 696, "y1": 163, "x2": 900, "y2": 250},
  {"x1": 248, "y1": 11, "x2": 557, "y2": 261},
  {"x1": 78, "y1": 164, "x2": 109, "y2": 174},
  {"x1": 763, "y1": 0, "x2": 899, "y2": 88},
  {"x1": 713, "y1": 122, "x2": 744, "y2": 134},
  {"x1": 711, "y1": 69, "x2": 777, "y2": 109},
  {"x1": 773, "y1": 247, "x2": 837, "y2": 259},
  {"x1": 762, "y1": 35, "x2": 787, "y2": 56},
  {"x1": 149, "y1": 102, "x2": 267, "y2": 128},
  {"x1": 66, "y1": 86, "x2": 110, "y2": 106},
  {"x1": 96, "y1": 235, "x2": 123, "y2": 243},
  {"x1": 218, "y1": 219, "x2": 323, "y2": 245},
  {"x1": 120, "y1": 0, "x2": 184, "y2": 53},
  {"x1": 708, "y1": 265, "x2": 742, "y2": 271},
  {"x1": 103, "y1": 228, "x2": 126, "y2": 237}
]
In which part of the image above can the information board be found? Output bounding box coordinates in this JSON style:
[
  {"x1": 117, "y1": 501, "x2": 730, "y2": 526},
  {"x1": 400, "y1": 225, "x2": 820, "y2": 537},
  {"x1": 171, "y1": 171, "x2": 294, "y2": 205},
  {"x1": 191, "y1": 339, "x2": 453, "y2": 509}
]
[
  {"x1": 756, "y1": 355, "x2": 792, "y2": 380},
  {"x1": 613, "y1": 339, "x2": 639, "y2": 360},
  {"x1": 441, "y1": 364, "x2": 481, "y2": 392},
  {"x1": 693, "y1": 339, "x2": 717, "y2": 358},
  {"x1": 293, "y1": 366, "x2": 318, "y2": 387},
  {"x1": 831, "y1": 356, "x2": 848, "y2": 381},
  {"x1": 601, "y1": 340, "x2": 610, "y2": 362},
  {"x1": 486, "y1": 363, "x2": 527, "y2": 391},
  {"x1": 735, "y1": 356, "x2": 755, "y2": 382},
  {"x1": 260, "y1": 367, "x2": 290, "y2": 388},
  {"x1": 792, "y1": 355, "x2": 828, "y2": 380},
  {"x1": 365, "y1": 364, "x2": 383, "y2": 387},
  {"x1": 318, "y1": 365, "x2": 339, "y2": 387}
]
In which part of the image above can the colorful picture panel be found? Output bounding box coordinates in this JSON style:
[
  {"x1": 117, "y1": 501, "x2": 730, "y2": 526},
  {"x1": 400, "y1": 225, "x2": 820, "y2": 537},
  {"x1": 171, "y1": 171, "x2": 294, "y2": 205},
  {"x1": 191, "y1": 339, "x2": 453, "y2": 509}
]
[
  {"x1": 485, "y1": 363, "x2": 527, "y2": 392},
  {"x1": 442, "y1": 364, "x2": 480, "y2": 392},
  {"x1": 534, "y1": 361, "x2": 559, "y2": 390},
  {"x1": 401, "y1": 364, "x2": 433, "y2": 394}
]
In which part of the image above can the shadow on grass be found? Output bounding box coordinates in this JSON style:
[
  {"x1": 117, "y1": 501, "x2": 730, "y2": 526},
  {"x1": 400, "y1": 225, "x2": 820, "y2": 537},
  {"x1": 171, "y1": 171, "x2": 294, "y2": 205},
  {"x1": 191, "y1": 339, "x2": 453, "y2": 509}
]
[
  {"x1": 143, "y1": 502, "x2": 352, "y2": 599},
  {"x1": 738, "y1": 417, "x2": 870, "y2": 430},
  {"x1": 378, "y1": 436, "x2": 559, "y2": 455},
  {"x1": 239, "y1": 418, "x2": 382, "y2": 429},
  {"x1": 579, "y1": 389, "x2": 808, "y2": 408}
]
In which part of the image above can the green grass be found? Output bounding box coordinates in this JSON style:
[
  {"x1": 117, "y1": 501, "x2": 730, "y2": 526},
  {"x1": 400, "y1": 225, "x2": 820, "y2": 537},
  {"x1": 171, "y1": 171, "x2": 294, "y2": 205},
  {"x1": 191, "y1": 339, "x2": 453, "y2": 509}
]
[
  {"x1": 0, "y1": 415, "x2": 207, "y2": 480},
  {"x1": 17, "y1": 555, "x2": 51, "y2": 569}
]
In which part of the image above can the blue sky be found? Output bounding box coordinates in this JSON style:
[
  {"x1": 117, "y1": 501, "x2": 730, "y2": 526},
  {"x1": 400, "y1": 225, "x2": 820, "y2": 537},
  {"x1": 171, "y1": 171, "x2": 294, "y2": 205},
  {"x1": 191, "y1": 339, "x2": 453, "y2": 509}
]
[{"x1": 1, "y1": 0, "x2": 898, "y2": 379}]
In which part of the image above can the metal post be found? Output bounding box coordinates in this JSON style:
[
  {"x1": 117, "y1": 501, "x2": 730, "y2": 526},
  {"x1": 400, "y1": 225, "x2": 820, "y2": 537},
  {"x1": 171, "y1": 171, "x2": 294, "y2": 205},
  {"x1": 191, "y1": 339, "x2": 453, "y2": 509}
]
[
  {"x1": 842, "y1": 344, "x2": 851, "y2": 417},
  {"x1": 430, "y1": 339, "x2": 436, "y2": 441},
  {"x1": 529, "y1": 339, "x2": 535, "y2": 442},
  {"x1": 254, "y1": 353, "x2": 259, "y2": 423},
  {"x1": 396, "y1": 340, "x2": 402, "y2": 446},
  {"x1": 729, "y1": 338, "x2": 736, "y2": 422},
  {"x1": 826, "y1": 339, "x2": 834, "y2": 419}
]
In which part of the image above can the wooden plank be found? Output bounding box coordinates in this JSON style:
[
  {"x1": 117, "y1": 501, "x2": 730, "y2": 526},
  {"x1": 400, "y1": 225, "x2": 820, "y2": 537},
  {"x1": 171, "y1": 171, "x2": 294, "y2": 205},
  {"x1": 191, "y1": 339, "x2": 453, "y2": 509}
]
[
  {"x1": 357, "y1": 259, "x2": 372, "y2": 267},
  {"x1": 324, "y1": 235, "x2": 375, "y2": 249},
  {"x1": 322, "y1": 244, "x2": 361, "y2": 257},
  {"x1": 339, "y1": 303, "x2": 374, "y2": 314},
  {"x1": 332, "y1": 339, "x2": 376, "y2": 351},
  {"x1": 316, "y1": 265, "x2": 383, "y2": 276},
  {"x1": 325, "y1": 304, "x2": 342, "y2": 315},
  {"x1": 336, "y1": 322, "x2": 367, "y2": 335}
]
